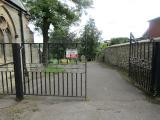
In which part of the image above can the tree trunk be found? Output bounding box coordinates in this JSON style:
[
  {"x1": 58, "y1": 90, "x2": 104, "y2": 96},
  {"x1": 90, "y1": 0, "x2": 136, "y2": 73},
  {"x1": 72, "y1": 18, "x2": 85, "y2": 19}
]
[{"x1": 42, "y1": 18, "x2": 50, "y2": 66}]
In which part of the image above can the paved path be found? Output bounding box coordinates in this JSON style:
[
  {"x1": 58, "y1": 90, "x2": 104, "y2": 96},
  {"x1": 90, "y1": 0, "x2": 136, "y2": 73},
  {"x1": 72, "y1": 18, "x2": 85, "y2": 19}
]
[{"x1": 0, "y1": 62, "x2": 160, "y2": 120}]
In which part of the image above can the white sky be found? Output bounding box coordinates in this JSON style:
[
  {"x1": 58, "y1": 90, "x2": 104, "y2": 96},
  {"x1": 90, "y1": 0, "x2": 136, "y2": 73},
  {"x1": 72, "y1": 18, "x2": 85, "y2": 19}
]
[{"x1": 30, "y1": 0, "x2": 160, "y2": 42}]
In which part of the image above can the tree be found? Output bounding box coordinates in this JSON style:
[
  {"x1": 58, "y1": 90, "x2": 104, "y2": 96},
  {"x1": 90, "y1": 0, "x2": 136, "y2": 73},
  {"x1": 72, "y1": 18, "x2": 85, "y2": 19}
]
[
  {"x1": 49, "y1": 28, "x2": 76, "y2": 59},
  {"x1": 110, "y1": 37, "x2": 129, "y2": 45},
  {"x1": 50, "y1": 28, "x2": 76, "y2": 43},
  {"x1": 25, "y1": 0, "x2": 93, "y2": 64},
  {"x1": 80, "y1": 18, "x2": 102, "y2": 61}
]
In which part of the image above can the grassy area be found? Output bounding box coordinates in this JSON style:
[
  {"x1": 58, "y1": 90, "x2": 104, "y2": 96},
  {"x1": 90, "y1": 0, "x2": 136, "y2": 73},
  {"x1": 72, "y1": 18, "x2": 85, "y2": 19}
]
[{"x1": 43, "y1": 66, "x2": 64, "y2": 73}]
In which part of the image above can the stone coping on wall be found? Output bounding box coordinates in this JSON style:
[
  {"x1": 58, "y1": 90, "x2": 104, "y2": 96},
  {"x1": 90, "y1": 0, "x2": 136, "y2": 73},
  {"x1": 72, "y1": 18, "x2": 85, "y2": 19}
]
[{"x1": 106, "y1": 37, "x2": 160, "y2": 49}]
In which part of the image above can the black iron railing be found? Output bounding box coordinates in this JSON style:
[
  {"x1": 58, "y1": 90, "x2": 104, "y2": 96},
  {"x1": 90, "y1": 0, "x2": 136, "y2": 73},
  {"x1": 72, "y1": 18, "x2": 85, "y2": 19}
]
[
  {"x1": 0, "y1": 43, "x2": 87, "y2": 99},
  {"x1": 129, "y1": 38, "x2": 160, "y2": 96}
]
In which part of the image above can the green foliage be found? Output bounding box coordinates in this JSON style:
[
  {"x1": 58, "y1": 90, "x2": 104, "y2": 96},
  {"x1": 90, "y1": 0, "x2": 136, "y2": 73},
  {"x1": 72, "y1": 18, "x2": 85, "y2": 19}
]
[
  {"x1": 110, "y1": 37, "x2": 129, "y2": 45},
  {"x1": 26, "y1": 0, "x2": 93, "y2": 41},
  {"x1": 25, "y1": 0, "x2": 92, "y2": 64},
  {"x1": 26, "y1": 0, "x2": 78, "y2": 32},
  {"x1": 96, "y1": 42, "x2": 108, "y2": 62},
  {"x1": 99, "y1": 43, "x2": 108, "y2": 50},
  {"x1": 80, "y1": 18, "x2": 102, "y2": 61},
  {"x1": 50, "y1": 28, "x2": 75, "y2": 43}
]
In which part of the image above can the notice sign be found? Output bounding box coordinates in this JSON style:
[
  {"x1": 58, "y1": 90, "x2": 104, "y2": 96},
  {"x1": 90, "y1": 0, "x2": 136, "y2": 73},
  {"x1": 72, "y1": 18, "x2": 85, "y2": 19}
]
[{"x1": 66, "y1": 49, "x2": 78, "y2": 58}]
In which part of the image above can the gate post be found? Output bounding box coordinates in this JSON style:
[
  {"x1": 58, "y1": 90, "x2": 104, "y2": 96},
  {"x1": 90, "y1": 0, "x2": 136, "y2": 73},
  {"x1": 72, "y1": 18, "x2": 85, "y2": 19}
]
[
  {"x1": 12, "y1": 43, "x2": 24, "y2": 101},
  {"x1": 152, "y1": 42, "x2": 160, "y2": 96}
]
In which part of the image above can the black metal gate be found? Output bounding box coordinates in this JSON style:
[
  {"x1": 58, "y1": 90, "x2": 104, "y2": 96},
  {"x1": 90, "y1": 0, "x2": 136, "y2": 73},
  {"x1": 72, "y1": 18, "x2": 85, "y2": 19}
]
[
  {"x1": 0, "y1": 43, "x2": 15, "y2": 95},
  {"x1": 129, "y1": 37, "x2": 160, "y2": 96},
  {"x1": 0, "y1": 43, "x2": 87, "y2": 99}
]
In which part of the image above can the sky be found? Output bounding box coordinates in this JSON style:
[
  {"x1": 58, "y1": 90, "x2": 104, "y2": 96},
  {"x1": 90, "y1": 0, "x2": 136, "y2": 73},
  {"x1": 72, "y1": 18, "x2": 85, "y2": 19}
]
[{"x1": 30, "y1": 0, "x2": 160, "y2": 42}]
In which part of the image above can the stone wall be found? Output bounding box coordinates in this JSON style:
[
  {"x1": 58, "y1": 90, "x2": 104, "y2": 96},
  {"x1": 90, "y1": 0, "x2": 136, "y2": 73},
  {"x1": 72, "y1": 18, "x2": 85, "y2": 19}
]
[
  {"x1": 104, "y1": 43, "x2": 130, "y2": 71},
  {"x1": 102, "y1": 39, "x2": 157, "y2": 71},
  {"x1": 0, "y1": 1, "x2": 34, "y2": 64},
  {"x1": 0, "y1": 1, "x2": 33, "y2": 43}
]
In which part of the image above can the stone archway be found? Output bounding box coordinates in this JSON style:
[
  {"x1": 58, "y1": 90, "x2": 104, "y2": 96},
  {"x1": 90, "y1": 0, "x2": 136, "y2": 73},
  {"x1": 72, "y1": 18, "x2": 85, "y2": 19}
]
[
  {"x1": 0, "y1": 5, "x2": 17, "y2": 43},
  {"x1": 0, "y1": 16, "x2": 12, "y2": 43},
  {"x1": 0, "y1": 16, "x2": 12, "y2": 62}
]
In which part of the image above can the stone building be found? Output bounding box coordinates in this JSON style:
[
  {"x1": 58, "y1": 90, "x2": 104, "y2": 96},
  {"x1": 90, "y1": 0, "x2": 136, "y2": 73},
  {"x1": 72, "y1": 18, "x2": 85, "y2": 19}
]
[
  {"x1": 0, "y1": 0, "x2": 33, "y2": 63},
  {"x1": 0, "y1": 0, "x2": 33, "y2": 43}
]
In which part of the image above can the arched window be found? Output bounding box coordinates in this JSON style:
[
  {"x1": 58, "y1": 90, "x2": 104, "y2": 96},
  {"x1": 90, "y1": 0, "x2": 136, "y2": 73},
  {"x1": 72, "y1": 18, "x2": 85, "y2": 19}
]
[
  {"x1": 0, "y1": 16, "x2": 12, "y2": 42},
  {"x1": 0, "y1": 16, "x2": 12, "y2": 62}
]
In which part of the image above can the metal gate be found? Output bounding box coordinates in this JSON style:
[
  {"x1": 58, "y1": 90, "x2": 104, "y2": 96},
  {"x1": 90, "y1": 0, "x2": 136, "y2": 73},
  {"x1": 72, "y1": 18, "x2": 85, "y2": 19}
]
[
  {"x1": 0, "y1": 43, "x2": 15, "y2": 95},
  {"x1": 129, "y1": 36, "x2": 160, "y2": 96},
  {"x1": 0, "y1": 43, "x2": 87, "y2": 99}
]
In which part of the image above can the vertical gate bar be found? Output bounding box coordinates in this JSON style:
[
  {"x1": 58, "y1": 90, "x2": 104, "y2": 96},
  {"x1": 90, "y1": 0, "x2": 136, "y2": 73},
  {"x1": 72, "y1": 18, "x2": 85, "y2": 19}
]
[
  {"x1": 146, "y1": 70, "x2": 149, "y2": 92},
  {"x1": 40, "y1": 72, "x2": 43, "y2": 95},
  {"x1": 1, "y1": 71, "x2": 4, "y2": 94},
  {"x1": 143, "y1": 43, "x2": 146, "y2": 90},
  {"x1": 144, "y1": 43, "x2": 146, "y2": 90},
  {"x1": 85, "y1": 57, "x2": 87, "y2": 98},
  {"x1": 28, "y1": 72, "x2": 30, "y2": 94},
  {"x1": 85, "y1": 32, "x2": 88, "y2": 98},
  {"x1": 76, "y1": 73, "x2": 78, "y2": 96},
  {"x1": 136, "y1": 42, "x2": 138, "y2": 81},
  {"x1": 136, "y1": 42, "x2": 139, "y2": 82},
  {"x1": 32, "y1": 72, "x2": 34, "y2": 94},
  {"x1": 39, "y1": 44, "x2": 41, "y2": 63},
  {"x1": 58, "y1": 72, "x2": 60, "y2": 95},
  {"x1": 45, "y1": 72, "x2": 47, "y2": 94},
  {"x1": 152, "y1": 42, "x2": 154, "y2": 94},
  {"x1": 76, "y1": 43, "x2": 78, "y2": 64},
  {"x1": 21, "y1": 43, "x2": 26, "y2": 95},
  {"x1": 48, "y1": 44, "x2": 50, "y2": 62},
  {"x1": 142, "y1": 43, "x2": 144, "y2": 88},
  {"x1": 141, "y1": 43, "x2": 144, "y2": 88},
  {"x1": 10, "y1": 72, "x2": 13, "y2": 94},
  {"x1": 151, "y1": 42, "x2": 156, "y2": 95},
  {"x1": 36, "y1": 72, "x2": 38, "y2": 95},
  {"x1": 129, "y1": 41, "x2": 132, "y2": 77},
  {"x1": 147, "y1": 42, "x2": 150, "y2": 92},
  {"x1": 2, "y1": 44, "x2": 6, "y2": 64},
  {"x1": 57, "y1": 44, "x2": 60, "y2": 64},
  {"x1": 139, "y1": 43, "x2": 142, "y2": 86},
  {"x1": 30, "y1": 43, "x2": 33, "y2": 63},
  {"x1": 5, "y1": 72, "x2": 9, "y2": 94},
  {"x1": 62, "y1": 72, "x2": 64, "y2": 96},
  {"x1": 67, "y1": 73, "x2": 68, "y2": 96},
  {"x1": 138, "y1": 43, "x2": 141, "y2": 85},
  {"x1": 144, "y1": 42, "x2": 146, "y2": 59},
  {"x1": 132, "y1": 43, "x2": 134, "y2": 78},
  {"x1": 49, "y1": 72, "x2": 51, "y2": 95},
  {"x1": 71, "y1": 73, "x2": 73, "y2": 96},
  {"x1": 23, "y1": 71, "x2": 26, "y2": 94},
  {"x1": 133, "y1": 43, "x2": 135, "y2": 81},
  {"x1": 148, "y1": 70, "x2": 150, "y2": 92},
  {"x1": 44, "y1": 72, "x2": 47, "y2": 94},
  {"x1": 81, "y1": 73, "x2": 82, "y2": 96},
  {"x1": 53, "y1": 73, "x2": 55, "y2": 95}
]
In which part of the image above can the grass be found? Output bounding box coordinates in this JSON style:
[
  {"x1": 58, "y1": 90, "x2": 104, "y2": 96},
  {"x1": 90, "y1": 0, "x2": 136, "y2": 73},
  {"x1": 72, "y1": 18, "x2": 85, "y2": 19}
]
[{"x1": 43, "y1": 66, "x2": 64, "y2": 73}]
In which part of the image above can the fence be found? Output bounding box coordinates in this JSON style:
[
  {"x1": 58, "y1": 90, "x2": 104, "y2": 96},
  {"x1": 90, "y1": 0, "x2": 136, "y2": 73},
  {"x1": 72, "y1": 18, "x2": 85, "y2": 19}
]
[
  {"x1": 103, "y1": 38, "x2": 160, "y2": 96},
  {"x1": 129, "y1": 41, "x2": 153, "y2": 95},
  {"x1": 0, "y1": 43, "x2": 87, "y2": 100},
  {"x1": 0, "y1": 43, "x2": 15, "y2": 95}
]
